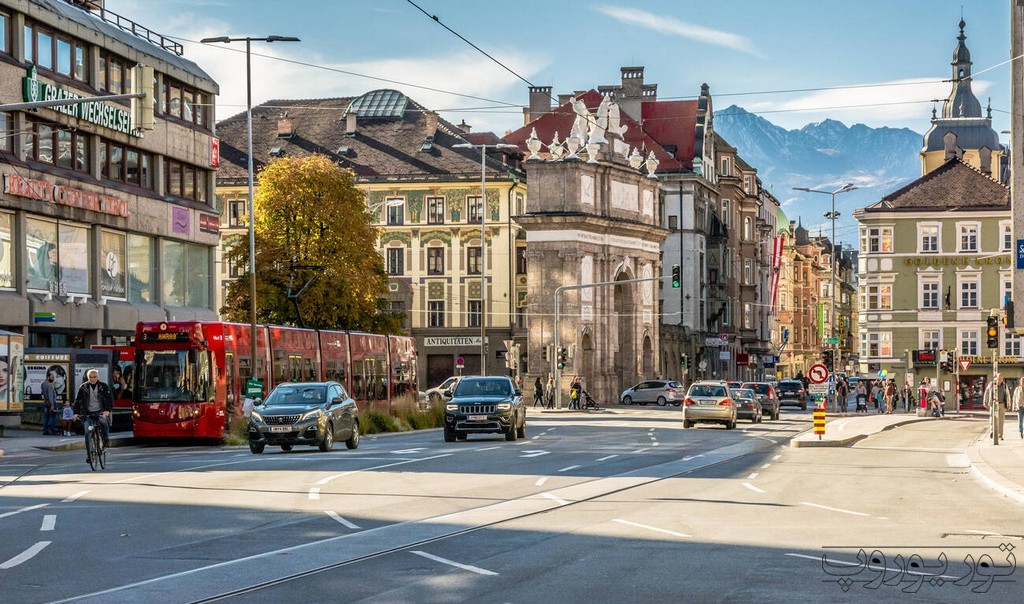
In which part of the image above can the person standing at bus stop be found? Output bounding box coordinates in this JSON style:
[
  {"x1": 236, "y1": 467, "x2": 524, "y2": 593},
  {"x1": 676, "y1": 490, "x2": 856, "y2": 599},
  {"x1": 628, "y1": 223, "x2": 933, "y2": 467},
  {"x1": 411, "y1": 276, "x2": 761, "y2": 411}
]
[{"x1": 41, "y1": 369, "x2": 59, "y2": 435}]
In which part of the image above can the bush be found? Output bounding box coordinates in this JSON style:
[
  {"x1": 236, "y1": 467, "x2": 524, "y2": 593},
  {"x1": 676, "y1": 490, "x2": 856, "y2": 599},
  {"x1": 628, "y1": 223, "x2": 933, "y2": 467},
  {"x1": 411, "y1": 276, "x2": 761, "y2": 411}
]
[
  {"x1": 222, "y1": 415, "x2": 250, "y2": 446},
  {"x1": 359, "y1": 393, "x2": 445, "y2": 434}
]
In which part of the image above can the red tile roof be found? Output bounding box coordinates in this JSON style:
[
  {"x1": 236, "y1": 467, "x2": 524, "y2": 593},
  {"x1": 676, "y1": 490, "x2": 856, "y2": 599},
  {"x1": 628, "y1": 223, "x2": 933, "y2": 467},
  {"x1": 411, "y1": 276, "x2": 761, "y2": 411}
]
[{"x1": 866, "y1": 158, "x2": 1009, "y2": 211}]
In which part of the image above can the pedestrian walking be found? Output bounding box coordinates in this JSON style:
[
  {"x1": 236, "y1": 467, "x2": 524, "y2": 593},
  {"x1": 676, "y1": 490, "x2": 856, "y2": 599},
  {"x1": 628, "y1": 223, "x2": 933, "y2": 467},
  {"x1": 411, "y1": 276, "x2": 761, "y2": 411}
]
[
  {"x1": 41, "y1": 369, "x2": 59, "y2": 435},
  {"x1": 984, "y1": 373, "x2": 1010, "y2": 441},
  {"x1": 883, "y1": 379, "x2": 896, "y2": 414},
  {"x1": 60, "y1": 399, "x2": 74, "y2": 436},
  {"x1": 902, "y1": 382, "x2": 913, "y2": 413},
  {"x1": 545, "y1": 373, "x2": 555, "y2": 409},
  {"x1": 855, "y1": 380, "x2": 867, "y2": 413},
  {"x1": 870, "y1": 381, "x2": 882, "y2": 413},
  {"x1": 1012, "y1": 380, "x2": 1024, "y2": 440},
  {"x1": 569, "y1": 376, "x2": 582, "y2": 410},
  {"x1": 533, "y1": 376, "x2": 544, "y2": 409}
]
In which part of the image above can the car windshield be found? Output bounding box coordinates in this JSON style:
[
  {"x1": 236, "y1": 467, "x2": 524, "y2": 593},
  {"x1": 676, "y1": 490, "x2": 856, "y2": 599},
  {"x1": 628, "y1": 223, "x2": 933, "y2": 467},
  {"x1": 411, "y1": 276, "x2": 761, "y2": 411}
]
[
  {"x1": 734, "y1": 389, "x2": 754, "y2": 399},
  {"x1": 743, "y1": 383, "x2": 768, "y2": 394},
  {"x1": 779, "y1": 382, "x2": 801, "y2": 391},
  {"x1": 454, "y1": 379, "x2": 512, "y2": 397},
  {"x1": 690, "y1": 385, "x2": 727, "y2": 397},
  {"x1": 264, "y1": 385, "x2": 327, "y2": 405}
]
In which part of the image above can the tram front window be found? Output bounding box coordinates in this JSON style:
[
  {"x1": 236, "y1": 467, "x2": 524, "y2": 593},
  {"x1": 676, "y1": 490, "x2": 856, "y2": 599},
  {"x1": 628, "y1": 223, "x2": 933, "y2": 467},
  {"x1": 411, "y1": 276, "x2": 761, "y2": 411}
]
[{"x1": 136, "y1": 350, "x2": 212, "y2": 402}]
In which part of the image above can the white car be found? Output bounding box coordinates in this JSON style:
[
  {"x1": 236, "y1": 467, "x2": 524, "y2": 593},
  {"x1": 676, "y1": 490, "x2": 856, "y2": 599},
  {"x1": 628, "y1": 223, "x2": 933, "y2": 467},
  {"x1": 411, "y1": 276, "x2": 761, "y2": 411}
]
[{"x1": 425, "y1": 376, "x2": 462, "y2": 405}]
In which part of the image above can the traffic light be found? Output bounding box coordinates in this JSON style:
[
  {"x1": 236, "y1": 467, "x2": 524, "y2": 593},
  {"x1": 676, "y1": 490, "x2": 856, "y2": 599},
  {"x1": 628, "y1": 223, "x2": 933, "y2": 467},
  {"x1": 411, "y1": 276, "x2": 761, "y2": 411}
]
[
  {"x1": 542, "y1": 345, "x2": 549, "y2": 362},
  {"x1": 822, "y1": 349, "x2": 834, "y2": 370},
  {"x1": 671, "y1": 264, "x2": 680, "y2": 288},
  {"x1": 1005, "y1": 299, "x2": 1015, "y2": 330},
  {"x1": 556, "y1": 346, "x2": 568, "y2": 370},
  {"x1": 986, "y1": 315, "x2": 999, "y2": 349},
  {"x1": 680, "y1": 353, "x2": 686, "y2": 367}
]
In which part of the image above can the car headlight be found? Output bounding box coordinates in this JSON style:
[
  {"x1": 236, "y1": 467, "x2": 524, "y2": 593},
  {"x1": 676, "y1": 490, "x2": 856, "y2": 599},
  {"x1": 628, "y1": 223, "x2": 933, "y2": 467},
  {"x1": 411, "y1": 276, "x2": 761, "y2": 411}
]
[
  {"x1": 496, "y1": 402, "x2": 511, "y2": 411},
  {"x1": 300, "y1": 409, "x2": 322, "y2": 422},
  {"x1": 250, "y1": 411, "x2": 264, "y2": 422},
  {"x1": 445, "y1": 403, "x2": 458, "y2": 412}
]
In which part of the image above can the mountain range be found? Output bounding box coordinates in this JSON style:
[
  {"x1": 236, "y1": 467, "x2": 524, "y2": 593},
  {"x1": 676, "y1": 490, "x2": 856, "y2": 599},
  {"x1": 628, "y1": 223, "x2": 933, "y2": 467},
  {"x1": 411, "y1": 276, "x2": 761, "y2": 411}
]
[{"x1": 713, "y1": 105, "x2": 924, "y2": 246}]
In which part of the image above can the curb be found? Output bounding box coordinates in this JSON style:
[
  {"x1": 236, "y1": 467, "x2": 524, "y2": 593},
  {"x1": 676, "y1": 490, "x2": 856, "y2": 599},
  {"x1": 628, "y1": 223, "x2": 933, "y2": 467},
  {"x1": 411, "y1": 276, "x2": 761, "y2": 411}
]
[
  {"x1": 789, "y1": 416, "x2": 940, "y2": 448},
  {"x1": 966, "y1": 432, "x2": 1024, "y2": 507}
]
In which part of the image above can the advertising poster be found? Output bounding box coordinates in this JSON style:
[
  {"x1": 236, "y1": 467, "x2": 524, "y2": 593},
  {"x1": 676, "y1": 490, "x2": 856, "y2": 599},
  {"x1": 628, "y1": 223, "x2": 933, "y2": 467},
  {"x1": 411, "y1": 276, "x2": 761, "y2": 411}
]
[
  {"x1": 26, "y1": 218, "x2": 59, "y2": 293},
  {"x1": 24, "y1": 353, "x2": 71, "y2": 405},
  {"x1": 100, "y1": 230, "x2": 127, "y2": 298}
]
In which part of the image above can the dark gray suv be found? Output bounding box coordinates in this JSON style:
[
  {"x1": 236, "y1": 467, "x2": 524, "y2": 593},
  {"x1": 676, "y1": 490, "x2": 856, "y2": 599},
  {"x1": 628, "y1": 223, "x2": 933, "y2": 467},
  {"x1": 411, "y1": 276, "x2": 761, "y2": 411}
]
[{"x1": 741, "y1": 382, "x2": 780, "y2": 420}]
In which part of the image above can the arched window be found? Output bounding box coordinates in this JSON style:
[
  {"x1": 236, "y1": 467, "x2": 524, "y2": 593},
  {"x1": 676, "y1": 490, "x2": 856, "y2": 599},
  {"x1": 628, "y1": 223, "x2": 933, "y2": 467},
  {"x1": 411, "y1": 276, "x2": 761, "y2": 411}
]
[{"x1": 743, "y1": 217, "x2": 753, "y2": 241}]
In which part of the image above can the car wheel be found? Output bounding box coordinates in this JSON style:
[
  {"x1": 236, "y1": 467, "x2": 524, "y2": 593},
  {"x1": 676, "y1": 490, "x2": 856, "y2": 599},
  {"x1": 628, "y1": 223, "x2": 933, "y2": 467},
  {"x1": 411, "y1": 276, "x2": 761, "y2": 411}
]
[
  {"x1": 444, "y1": 427, "x2": 455, "y2": 442},
  {"x1": 280, "y1": 444, "x2": 293, "y2": 452},
  {"x1": 345, "y1": 422, "x2": 360, "y2": 450},
  {"x1": 249, "y1": 442, "x2": 265, "y2": 454},
  {"x1": 773, "y1": 409, "x2": 780, "y2": 421},
  {"x1": 623, "y1": 396, "x2": 633, "y2": 405},
  {"x1": 456, "y1": 432, "x2": 468, "y2": 440},
  {"x1": 800, "y1": 403, "x2": 807, "y2": 411},
  {"x1": 727, "y1": 418, "x2": 736, "y2": 430},
  {"x1": 505, "y1": 425, "x2": 517, "y2": 441},
  {"x1": 516, "y1": 417, "x2": 526, "y2": 439},
  {"x1": 318, "y1": 424, "x2": 334, "y2": 452},
  {"x1": 657, "y1": 396, "x2": 667, "y2": 406},
  {"x1": 683, "y1": 419, "x2": 693, "y2": 429}
]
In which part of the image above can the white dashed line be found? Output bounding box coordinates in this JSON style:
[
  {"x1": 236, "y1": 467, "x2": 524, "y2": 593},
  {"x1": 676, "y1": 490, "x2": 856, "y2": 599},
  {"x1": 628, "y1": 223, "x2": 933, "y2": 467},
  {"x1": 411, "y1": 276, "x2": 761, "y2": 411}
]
[
  {"x1": 558, "y1": 465, "x2": 580, "y2": 473},
  {"x1": 613, "y1": 518, "x2": 690, "y2": 538},
  {"x1": 652, "y1": 442, "x2": 660, "y2": 447},
  {"x1": 596, "y1": 454, "x2": 619, "y2": 462},
  {"x1": 0, "y1": 541, "x2": 50, "y2": 569},
  {"x1": 324, "y1": 511, "x2": 360, "y2": 529},
  {"x1": 742, "y1": 482, "x2": 766, "y2": 494},
  {"x1": 799, "y1": 501, "x2": 870, "y2": 517},
  {"x1": 535, "y1": 477, "x2": 549, "y2": 486},
  {"x1": 761, "y1": 463, "x2": 771, "y2": 469},
  {"x1": 411, "y1": 550, "x2": 498, "y2": 576},
  {"x1": 62, "y1": 491, "x2": 89, "y2": 503},
  {"x1": 540, "y1": 492, "x2": 569, "y2": 506},
  {"x1": 747, "y1": 472, "x2": 759, "y2": 480},
  {"x1": 308, "y1": 488, "x2": 321, "y2": 500},
  {"x1": 633, "y1": 448, "x2": 651, "y2": 454},
  {"x1": 475, "y1": 446, "x2": 500, "y2": 452},
  {"x1": 772, "y1": 455, "x2": 781, "y2": 461},
  {"x1": 0, "y1": 503, "x2": 49, "y2": 520},
  {"x1": 40, "y1": 515, "x2": 56, "y2": 531}
]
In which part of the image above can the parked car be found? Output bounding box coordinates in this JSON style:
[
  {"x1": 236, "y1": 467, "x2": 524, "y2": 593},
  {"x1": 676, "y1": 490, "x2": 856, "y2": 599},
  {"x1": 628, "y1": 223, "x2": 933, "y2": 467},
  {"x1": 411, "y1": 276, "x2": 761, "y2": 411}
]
[
  {"x1": 247, "y1": 381, "x2": 360, "y2": 454},
  {"x1": 682, "y1": 381, "x2": 737, "y2": 429},
  {"x1": 443, "y1": 376, "x2": 525, "y2": 442},
  {"x1": 425, "y1": 376, "x2": 462, "y2": 405},
  {"x1": 742, "y1": 381, "x2": 781, "y2": 421},
  {"x1": 733, "y1": 388, "x2": 762, "y2": 423},
  {"x1": 777, "y1": 379, "x2": 808, "y2": 410},
  {"x1": 620, "y1": 380, "x2": 683, "y2": 406}
]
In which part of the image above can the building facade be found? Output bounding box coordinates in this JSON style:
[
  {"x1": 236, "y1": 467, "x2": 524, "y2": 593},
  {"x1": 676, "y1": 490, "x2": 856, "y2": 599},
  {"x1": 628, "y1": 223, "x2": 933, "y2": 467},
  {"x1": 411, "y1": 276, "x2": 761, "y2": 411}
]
[{"x1": 0, "y1": 0, "x2": 219, "y2": 416}]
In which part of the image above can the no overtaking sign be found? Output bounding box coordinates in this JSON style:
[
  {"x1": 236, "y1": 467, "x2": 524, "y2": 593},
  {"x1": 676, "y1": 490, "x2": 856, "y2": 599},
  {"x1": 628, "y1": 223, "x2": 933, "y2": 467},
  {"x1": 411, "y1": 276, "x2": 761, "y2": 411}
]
[{"x1": 808, "y1": 363, "x2": 829, "y2": 385}]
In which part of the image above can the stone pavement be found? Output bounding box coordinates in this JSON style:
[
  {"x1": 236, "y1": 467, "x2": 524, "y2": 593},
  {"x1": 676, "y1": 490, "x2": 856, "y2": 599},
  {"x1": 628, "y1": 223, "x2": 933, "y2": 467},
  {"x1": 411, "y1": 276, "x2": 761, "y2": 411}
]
[{"x1": 791, "y1": 408, "x2": 1024, "y2": 507}]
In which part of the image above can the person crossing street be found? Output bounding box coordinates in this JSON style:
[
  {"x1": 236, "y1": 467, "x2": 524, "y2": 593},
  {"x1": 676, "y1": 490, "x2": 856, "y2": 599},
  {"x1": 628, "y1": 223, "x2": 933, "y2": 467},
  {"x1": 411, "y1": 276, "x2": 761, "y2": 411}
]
[{"x1": 983, "y1": 373, "x2": 1010, "y2": 444}]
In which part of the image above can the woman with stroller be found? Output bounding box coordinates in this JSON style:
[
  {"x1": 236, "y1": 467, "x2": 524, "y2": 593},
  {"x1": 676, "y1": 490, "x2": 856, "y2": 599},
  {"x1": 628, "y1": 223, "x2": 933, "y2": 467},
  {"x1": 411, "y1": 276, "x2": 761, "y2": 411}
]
[{"x1": 855, "y1": 379, "x2": 868, "y2": 413}]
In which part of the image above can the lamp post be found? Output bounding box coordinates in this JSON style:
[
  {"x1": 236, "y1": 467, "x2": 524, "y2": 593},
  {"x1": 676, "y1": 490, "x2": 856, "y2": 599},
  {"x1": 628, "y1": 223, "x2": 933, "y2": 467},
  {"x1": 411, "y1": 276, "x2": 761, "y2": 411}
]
[
  {"x1": 200, "y1": 35, "x2": 299, "y2": 386},
  {"x1": 453, "y1": 142, "x2": 518, "y2": 375},
  {"x1": 793, "y1": 183, "x2": 856, "y2": 411}
]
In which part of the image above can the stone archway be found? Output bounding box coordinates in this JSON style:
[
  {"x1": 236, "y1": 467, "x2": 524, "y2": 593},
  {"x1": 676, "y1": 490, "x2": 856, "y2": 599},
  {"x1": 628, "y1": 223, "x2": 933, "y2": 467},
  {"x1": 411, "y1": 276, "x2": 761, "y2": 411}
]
[
  {"x1": 614, "y1": 274, "x2": 636, "y2": 383},
  {"x1": 642, "y1": 333, "x2": 654, "y2": 378}
]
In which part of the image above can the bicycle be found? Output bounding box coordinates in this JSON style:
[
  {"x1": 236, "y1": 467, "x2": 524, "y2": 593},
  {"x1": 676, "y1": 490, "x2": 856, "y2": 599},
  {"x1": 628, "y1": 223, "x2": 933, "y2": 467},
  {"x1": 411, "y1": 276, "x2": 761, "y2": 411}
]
[{"x1": 81, "y1": 413, "x2": 108, "y2": 471}]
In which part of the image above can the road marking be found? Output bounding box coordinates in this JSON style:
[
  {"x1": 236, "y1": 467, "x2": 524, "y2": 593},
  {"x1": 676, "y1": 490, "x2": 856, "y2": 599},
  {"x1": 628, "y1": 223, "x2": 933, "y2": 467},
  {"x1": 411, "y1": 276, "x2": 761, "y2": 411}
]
[
  {"x1": 324, "y1": 511, "x2": 360, "y2": 529},
  {"x1": 62, "y1": 491, "x2": 89, "y2": 503},
  {"x1": 391, "y1": 448, "x2": 426, "y2": 454},
  {"x1": 742, "y1": 482, "x2": 766, "y2": 494},
  {"x1": 0, "y1": 541, "x2": 50, "y2": 569},
  {"x1": 682, "y1": 454, "x2": 704, "y2": 461},
  {"x1": 651, "y1": 442, "x2": 660, "y2": 447},
  {"x1": 558, "y1": 465, "x2": 580, "y2": 472},
  {"x1": 0, "y1": 503, "x2": 49, "y2": 519},
  {"x1": 308, "y1": 488, "x2": 320, "y2": 500},
  {"x1": 535, "y1": 477, "x2": 549, "y2": 486},
  {"x1": 760, "y1": 463, "x2": 771, "y2": 469},
  {"x1": 411, "y1": 550, "x2": 498, "y2": 576},
  {"x1": 315, "y1": 453, "x2": 453, "y2": 486},
  {"x1": 596, "y1": 454, "x2": 618, "y2": 462},
  {"x1": 540, "y1": 492, "x2": 568, "y2": 506},
  {"x1": 40, "y1": 515, "x2": 56, "y2": 531},
  {"x1": 633, "y1": 448, "x2": 651, "y2": 454},
  {"x1": 799, "y1": 501, "x2": 870, "y2": 517},
  {"x1": 613, "y1": 518, "x2": 689, "y2": 538},
  {"x1": 475, "y1": 446, "x2": 500, "y2": 452},
  {"x1": 747, "y1": 472, "x2": 759, "y2": 479},
  {"x1": 520, "y1": 450, "x2": 550, "y2": 458},
  {"x1": 772, "y1": 455, "x2": 781, "y2": 461}
]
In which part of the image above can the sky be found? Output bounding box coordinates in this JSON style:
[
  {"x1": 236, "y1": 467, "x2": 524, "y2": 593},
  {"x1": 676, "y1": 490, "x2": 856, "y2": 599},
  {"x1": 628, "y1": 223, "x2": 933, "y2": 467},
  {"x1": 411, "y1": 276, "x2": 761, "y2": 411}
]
[{"x1": 106, "y1": 0, "x2": 1014, "y2": 160}]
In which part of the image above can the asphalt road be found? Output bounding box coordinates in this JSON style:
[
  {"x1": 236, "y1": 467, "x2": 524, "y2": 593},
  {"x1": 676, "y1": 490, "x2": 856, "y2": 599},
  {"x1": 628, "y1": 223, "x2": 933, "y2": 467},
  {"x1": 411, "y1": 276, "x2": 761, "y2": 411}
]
[{"x1": 0, "y1": 406, "x2": 1018, "y2": 603}]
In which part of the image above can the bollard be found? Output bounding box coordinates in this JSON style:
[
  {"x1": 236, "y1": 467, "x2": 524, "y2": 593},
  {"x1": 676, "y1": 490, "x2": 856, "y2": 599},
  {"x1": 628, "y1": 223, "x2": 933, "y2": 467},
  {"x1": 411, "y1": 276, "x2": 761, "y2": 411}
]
[{"x1": 813, "y1": 407, "x2": 826, "y2": 440}]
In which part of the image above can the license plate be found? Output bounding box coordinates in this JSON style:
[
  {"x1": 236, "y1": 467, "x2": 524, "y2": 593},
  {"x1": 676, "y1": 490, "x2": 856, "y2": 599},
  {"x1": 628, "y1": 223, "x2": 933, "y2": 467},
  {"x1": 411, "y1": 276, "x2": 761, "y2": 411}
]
[
  {"x1": 699, "y1": 400, "x2": 717, "y2": 405},
  {"x1": 270, "y1": 426, "x2": 291, "y2": 433},
  {"x1": 468, "y1": 415, "x2": 488, "y2": 421}
]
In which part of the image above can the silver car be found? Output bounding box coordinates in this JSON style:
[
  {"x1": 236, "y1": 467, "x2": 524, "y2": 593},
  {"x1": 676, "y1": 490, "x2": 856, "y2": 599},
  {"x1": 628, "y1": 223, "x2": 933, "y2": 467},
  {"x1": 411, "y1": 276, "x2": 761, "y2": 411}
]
[
  {"x1": 682, "y1": 381, "x2": 737, "y2": 429},
  {"x1": 620, "y1": 380, "x2": 683, "y2": 406}
]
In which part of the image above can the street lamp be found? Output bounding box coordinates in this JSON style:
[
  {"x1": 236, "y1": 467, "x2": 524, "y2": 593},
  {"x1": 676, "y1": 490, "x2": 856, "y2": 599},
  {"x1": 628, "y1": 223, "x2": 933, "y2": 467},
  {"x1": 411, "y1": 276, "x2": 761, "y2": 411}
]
[
  {"x1": 200, "y1": 35, "x2": 300, "y2": 387},
  {"x1": 793, "y1": 183, "x2": 856, "y2": 410},
  {"x1": 452, "y1": 142, "x2": 518, "y2": 375}
]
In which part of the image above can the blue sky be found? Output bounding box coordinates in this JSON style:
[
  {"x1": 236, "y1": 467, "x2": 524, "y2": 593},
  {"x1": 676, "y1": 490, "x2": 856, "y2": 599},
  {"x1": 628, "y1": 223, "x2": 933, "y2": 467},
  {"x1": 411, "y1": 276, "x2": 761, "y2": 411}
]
[{"x1": 107, "y1": 0, "x2": 1013, "y2": 146}]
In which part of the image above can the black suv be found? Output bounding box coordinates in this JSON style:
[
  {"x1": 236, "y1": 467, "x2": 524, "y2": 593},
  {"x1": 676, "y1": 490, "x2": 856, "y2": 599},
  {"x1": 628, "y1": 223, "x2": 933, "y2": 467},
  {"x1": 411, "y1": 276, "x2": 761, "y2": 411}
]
[
  {"x1": 741, "y1": 382, "x2": 780, "y2": 420},
  {"x1": 444, "y1": 376, "x2": 525, "y2": 442},
  {"x1": 247, "y1": 382, "x2": 360, "y2": 453},
  {"x1": 776, "y1": 380, "x2": 808, "y2": 410}
]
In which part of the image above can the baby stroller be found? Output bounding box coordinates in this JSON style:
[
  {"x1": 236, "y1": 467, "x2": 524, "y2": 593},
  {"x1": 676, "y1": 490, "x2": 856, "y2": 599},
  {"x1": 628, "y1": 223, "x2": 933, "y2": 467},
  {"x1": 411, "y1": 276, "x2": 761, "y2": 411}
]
[
  {"x1": 580, "y1": 389, "x2": 601, "y2": 411},
  {"x1": 855, "y1": 393, "x2": 868, "y2": 413}
]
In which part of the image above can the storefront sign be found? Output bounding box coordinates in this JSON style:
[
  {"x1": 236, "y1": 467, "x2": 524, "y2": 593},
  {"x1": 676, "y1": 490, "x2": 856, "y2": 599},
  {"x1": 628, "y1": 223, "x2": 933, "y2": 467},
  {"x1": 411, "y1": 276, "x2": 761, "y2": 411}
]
[
  {"x1": 425, "y1": 336, "x2": 481, "y2": 347},
  {"x1": 172, "y1": 207, "x2": 190, "y2": 235},
  {"x1": 22, "y1": 66, "x2": 138, "y2": 136},
  {"x1": 736, "y1": 353, "x2": 749, "y2": 366},
  {"x1": 955, "y1": 355, "x2": 1022, "y2": 366},
  {"x1": 199, "y1": 214, "x2": 220, "y2": 234},
  {"x1": 903, "y1": 255, "x2": 1012, "y2": 267},
  {"x1": 210, "y1": 138, "x2": 221, "y2": 168},
  {"x1": 3, "y1": 173, "x2": 130, "y2": 218}
]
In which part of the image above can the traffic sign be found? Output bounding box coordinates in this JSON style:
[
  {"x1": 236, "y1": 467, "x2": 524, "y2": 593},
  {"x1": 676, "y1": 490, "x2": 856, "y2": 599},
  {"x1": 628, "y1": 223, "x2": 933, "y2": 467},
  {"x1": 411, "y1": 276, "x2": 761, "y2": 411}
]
[
  {"x1": 456, "y1": 355, "x2": 465, "y2": 369},
  {"x1": 958, "y1": 358, "x2": 972, "y2": 372},
  {"x1": 808, "y1": 382, "x2": 829, "y2": 395},
  {"x1": 245, "y1": 378, "x2": 263, "y2": 397},
  {"x1": 808, "y1": 363, "x2": 829, "y2": 384},
  {"x1": 826, "y1": 337, "x2": 839, "y2": 345}
]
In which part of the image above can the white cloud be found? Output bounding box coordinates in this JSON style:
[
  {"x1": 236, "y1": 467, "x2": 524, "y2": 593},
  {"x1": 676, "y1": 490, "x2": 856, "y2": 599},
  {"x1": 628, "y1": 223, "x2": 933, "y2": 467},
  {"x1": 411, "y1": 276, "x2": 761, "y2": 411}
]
[
  {"x1": 741, "y1": 77, "x2": 991, "y2": 131},
  {"x1": 594, "y1": 6, "x2": 761, "y2": 57}
]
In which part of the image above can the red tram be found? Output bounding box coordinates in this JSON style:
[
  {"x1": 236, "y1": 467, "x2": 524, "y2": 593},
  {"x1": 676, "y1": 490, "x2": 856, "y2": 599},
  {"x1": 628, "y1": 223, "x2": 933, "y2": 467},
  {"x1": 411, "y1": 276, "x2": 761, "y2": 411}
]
[{"x1": 131, "y1": 321, "x2": 417, "y2": 439}]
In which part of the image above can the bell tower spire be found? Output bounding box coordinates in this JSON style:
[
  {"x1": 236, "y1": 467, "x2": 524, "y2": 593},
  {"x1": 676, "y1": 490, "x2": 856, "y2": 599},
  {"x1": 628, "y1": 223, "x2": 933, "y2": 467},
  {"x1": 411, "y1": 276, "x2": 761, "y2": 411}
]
[{"x1": 942, "y1": 18, "x2": 982, "y2": 118}]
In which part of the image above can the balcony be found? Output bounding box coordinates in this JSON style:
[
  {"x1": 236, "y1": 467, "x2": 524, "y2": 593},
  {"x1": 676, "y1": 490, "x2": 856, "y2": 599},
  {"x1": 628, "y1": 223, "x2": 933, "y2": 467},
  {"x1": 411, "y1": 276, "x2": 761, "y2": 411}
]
[{"x1": 66, "y1": 0, "x2": 184, "y2": 55}]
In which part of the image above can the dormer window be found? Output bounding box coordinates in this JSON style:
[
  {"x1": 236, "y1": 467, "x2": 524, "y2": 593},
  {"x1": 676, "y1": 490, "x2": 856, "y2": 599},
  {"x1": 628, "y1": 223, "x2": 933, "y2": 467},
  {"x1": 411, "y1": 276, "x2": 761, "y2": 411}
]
[{"x1": 269, "y1": 147, "x2": 285, "y2": 157}]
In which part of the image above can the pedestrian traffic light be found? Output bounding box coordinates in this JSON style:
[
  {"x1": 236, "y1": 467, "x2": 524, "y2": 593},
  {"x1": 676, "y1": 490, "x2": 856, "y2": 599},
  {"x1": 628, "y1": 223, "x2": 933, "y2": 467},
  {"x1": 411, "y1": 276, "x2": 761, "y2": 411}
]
[
  {"x1": 986, "y1": 315, "x2": 999, "y2": 348},
  {"x1": 671, "y1": 264, "x2": 680, "y2": 288}
]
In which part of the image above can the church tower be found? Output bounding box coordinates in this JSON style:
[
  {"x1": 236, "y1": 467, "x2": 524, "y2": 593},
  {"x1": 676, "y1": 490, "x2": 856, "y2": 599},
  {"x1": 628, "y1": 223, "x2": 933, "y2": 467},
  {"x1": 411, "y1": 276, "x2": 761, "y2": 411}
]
[{"x1": 920, "y1": 19, "x2": 1004, "y2": 179}]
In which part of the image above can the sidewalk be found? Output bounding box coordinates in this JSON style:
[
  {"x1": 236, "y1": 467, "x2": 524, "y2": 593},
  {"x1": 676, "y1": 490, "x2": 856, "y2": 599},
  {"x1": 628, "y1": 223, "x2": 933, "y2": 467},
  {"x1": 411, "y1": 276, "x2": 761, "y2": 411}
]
[
  {"x1": 0, "y1": 427, "x2": 134, "y2": 456},
  {"x1": 791, "y1": 409, "x2": 1024, "y2": 507}
]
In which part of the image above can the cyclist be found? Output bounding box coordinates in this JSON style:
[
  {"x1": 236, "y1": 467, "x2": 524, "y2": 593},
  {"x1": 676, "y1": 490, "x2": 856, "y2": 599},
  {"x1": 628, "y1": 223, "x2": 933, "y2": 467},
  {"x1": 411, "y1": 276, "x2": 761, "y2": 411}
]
[{"x1": 73, "y1": 369, "x2": 114, "y2": 458}]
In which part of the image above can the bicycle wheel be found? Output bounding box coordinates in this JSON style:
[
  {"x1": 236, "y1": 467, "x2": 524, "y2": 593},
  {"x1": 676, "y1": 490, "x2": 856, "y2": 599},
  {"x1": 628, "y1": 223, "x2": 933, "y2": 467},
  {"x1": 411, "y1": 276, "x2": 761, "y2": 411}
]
[{"x1": 87, "y1": 426, "x2": 98, "y2": 471}]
